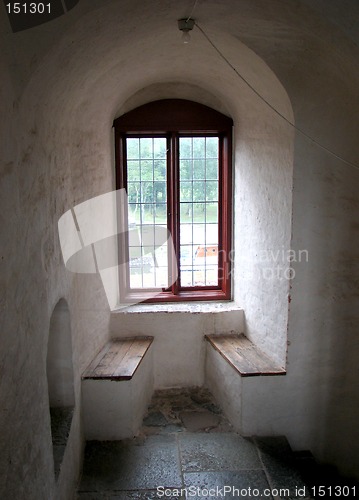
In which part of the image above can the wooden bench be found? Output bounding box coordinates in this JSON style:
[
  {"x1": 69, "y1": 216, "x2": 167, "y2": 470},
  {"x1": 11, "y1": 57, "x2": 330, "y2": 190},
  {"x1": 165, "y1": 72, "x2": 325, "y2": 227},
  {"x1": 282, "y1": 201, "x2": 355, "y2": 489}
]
[
  {"x1": 82, "y1": 336, "x2": 154, "y2": 440},
  {"x1": 205, "y1": 333, "x2": 286, "y2": 434},
  {"x1": 205, "y1": 333, "x2": 286, "y2": 377},
  {"x1": 82, "y1": 336, "x2": 154, "y2": 381}
]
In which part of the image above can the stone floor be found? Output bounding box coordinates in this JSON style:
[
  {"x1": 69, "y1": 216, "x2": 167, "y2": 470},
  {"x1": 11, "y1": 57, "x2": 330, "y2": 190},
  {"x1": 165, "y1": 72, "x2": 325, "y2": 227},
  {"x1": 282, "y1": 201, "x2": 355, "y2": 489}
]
[
  {"x1": 50, "y1": 406, "x2": 74, "y2": 479},
  {"x1": 141, "y1": 387, "x2": 233, "y2": 435},
  {"x1": 77, "y1": 388, "x2": 357, "y2": 500}
]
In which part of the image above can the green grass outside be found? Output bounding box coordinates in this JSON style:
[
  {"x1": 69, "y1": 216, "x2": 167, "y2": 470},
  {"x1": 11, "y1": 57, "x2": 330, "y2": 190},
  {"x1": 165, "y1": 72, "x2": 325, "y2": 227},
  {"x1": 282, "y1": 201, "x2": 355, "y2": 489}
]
[{"x1": 130, "y1": 203, "x2": 218, "y2": 224}]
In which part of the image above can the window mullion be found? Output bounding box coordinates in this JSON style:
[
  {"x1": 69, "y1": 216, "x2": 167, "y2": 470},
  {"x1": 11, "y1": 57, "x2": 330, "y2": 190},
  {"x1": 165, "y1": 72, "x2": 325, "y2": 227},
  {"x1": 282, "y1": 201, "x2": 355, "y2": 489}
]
[
  {"x1": 173, "y1": 132, "x2": 180, "y2": 295},
  {"x1": 118, "y1": 134, "x2": 130, "y2": 297},
  {"x1": 167, "y1": 133, "x2": 180, "y2": 295}
]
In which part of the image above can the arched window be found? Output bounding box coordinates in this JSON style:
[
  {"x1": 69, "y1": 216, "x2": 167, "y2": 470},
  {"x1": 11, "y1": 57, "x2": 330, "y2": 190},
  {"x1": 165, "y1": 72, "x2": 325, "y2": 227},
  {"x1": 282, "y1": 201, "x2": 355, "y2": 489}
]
[{"x1": 114, "y1": 99, "x2": 233, "y2": 302}]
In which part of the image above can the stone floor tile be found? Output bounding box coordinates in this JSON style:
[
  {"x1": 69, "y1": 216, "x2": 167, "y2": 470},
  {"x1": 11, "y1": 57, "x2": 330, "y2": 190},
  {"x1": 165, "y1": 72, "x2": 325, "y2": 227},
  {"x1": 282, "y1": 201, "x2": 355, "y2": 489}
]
[
  {"x1": 79, "y1": 435, "x2": 183, "y2": 492},
  {"x1": 53, "y1": 444, "x2": 66, "y2": 479},
  {"x1": 202, "y1": 402, "x2": 222, "y2": 414},
  {"x1": 50, "y1": 406, "x2": 74, "y2": 478},
  {"x1": 189, "y1": 389, "x2": 213, "y2": 406},
  {"x1": 141, "y1": 387, "x2": 231, "y2": 434},
  {"x1": 183, "y1": 470, "x2": 273, "y2": 499},
  {"x1": 179, "y1": 433, "x2": 262, "y2": 472},
  {"x1": 50, "y1": 406, "x2": 74, "y2": 445},
  {"x1": 254, "y1": 437, "x2": 309, "y2": 498},
  {"x1": 143, "y1": 411, "x2": 169, "y2": 427},
  {"x1": 77, "y1": 493, "x2": 108, "y2": 499},
  {"x1": 179, "y1": 410, "x2": 220, "y2": 432}
]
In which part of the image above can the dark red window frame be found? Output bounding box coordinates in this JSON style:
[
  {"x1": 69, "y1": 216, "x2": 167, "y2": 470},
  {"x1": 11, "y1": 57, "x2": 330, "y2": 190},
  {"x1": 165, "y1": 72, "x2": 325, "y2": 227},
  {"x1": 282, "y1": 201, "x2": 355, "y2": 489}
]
[{"x1": 113, "y1": 99, "x2": 233, "y2": 303}]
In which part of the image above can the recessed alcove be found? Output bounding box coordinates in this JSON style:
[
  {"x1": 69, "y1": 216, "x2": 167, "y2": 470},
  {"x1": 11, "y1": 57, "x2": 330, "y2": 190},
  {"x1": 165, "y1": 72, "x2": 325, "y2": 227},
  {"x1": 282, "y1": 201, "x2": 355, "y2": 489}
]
[
  {"x1": 46, "y1": 299, "x2": 75, "y2": 479},
  {"x1": 110, "y1": 71, "x2": 294, "y2": 369}
]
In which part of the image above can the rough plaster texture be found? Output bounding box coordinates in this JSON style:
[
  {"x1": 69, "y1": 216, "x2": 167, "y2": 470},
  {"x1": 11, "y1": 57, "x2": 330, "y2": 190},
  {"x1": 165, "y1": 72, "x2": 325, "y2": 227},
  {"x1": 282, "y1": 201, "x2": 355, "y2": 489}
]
[
  {"x1": 82, "y1": 346, "x2": 154, "y2": 440},
  {"x1": 110, "y1": 305, "x2": 244, "y2": 389},
  {"x1": 234, "y1": 108, "x2": 294, "y2": 366},
  {"x1": 205, "y1": 345, "x2": 242, "y2": 432},
  {"x1": 1, "y1": 0, "x2": 359, "y2": 497}
]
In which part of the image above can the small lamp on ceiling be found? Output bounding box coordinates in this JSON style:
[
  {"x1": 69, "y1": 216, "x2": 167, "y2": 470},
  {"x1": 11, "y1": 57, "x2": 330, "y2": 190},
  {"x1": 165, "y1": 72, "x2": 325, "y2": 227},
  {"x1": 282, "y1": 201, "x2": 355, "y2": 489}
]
[{"x1": 178, "y1": 18, "x2": 195, "y2": 44}]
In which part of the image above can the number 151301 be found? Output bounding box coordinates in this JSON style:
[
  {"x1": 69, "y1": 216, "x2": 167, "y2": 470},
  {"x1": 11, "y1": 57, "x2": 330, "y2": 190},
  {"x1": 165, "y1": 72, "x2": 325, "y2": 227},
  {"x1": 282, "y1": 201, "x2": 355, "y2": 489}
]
[
  {"x1": 311, "y1": 486, "x2": 356, "y2": 497},
  {"x1": 6, "y1": 3, "x2": 51, "y2": 14}
]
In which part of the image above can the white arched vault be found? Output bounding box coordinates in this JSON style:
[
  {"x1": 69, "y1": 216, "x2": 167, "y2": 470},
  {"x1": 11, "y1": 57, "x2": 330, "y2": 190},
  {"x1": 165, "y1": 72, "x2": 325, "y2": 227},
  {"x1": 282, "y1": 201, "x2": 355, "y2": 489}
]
[
  {"x1": 21, "y1": 1, "x2": 294, "y2": 366},
  {"x1": 3, "y1": 0, "x2": 359, "y2": 487}
]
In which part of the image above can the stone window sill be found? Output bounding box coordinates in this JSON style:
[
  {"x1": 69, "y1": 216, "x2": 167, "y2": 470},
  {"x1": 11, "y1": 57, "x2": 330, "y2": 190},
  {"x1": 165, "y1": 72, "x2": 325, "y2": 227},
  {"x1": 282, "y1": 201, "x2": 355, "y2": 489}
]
[{"x1": 111, "y1": 301, "x2": 243, "y2": 314}]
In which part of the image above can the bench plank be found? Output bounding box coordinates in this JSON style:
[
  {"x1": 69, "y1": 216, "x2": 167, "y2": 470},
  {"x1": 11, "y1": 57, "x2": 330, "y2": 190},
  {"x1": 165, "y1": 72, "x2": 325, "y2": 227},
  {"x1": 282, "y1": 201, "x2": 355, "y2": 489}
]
[
  {"x1": 112, "y1": 337, "x2": 154, "y2": 379},
  {"x1": 205, "y1": 333, "x2": 286, "y2": 377},
  {"x1": 218, "y1": 337, "x2": 258, "y2": 375},
  {"x1": 93, "y1": 339, "x2": 133, "y2": 378},
  {"x1": 83, "y1": 336, "x2": 154, "y2": 381},
  {"x1": 82, "y1": 342, "x2": 113, "y2": 376}
]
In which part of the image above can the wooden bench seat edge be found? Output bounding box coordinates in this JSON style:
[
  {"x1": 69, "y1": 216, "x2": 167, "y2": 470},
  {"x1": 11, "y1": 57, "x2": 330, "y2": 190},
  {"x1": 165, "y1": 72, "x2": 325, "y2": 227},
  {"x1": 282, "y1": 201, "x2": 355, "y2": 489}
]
[
  {"x1": 82, "y1": 336, "x2": 154, "y2": 381},
  {"x1": 205, "y1": 333, "x2": 286, "y2": 377}
]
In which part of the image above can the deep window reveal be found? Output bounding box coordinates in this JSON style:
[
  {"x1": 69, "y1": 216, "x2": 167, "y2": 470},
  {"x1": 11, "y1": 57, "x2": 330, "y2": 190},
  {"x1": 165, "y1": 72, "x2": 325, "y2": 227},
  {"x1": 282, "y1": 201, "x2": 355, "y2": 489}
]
[{"x1": 114, "y1": 99, "x2": 233, "y2": 302}]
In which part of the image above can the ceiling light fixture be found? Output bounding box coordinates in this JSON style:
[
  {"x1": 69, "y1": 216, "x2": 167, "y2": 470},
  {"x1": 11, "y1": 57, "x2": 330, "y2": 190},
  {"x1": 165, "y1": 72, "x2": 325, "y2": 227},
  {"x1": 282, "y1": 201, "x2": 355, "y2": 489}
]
[{"x1": 178, "y1": 18, "x2": 195, "y2": 44}]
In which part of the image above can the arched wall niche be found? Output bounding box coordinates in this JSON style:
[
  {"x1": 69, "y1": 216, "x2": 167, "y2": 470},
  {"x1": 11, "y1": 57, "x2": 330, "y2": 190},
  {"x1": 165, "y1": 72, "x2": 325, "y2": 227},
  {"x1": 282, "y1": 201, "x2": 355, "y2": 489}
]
[
  {"x1": 46, "y1": 298, "x2": 75, "y2": 480},
  {"x1": 47, "y1": 298, "x2": 75, "y2": 408}
]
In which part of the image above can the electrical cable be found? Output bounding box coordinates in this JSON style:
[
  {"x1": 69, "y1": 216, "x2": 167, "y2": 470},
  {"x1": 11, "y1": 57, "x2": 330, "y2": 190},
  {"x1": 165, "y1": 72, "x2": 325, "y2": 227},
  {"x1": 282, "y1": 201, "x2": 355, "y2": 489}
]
[
  {"x1": 186, "y1": 0, "x2": 199, "y2": 23},
  {"x1": 195, "y1": 21, "x2": 359, "y2": 172}
]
